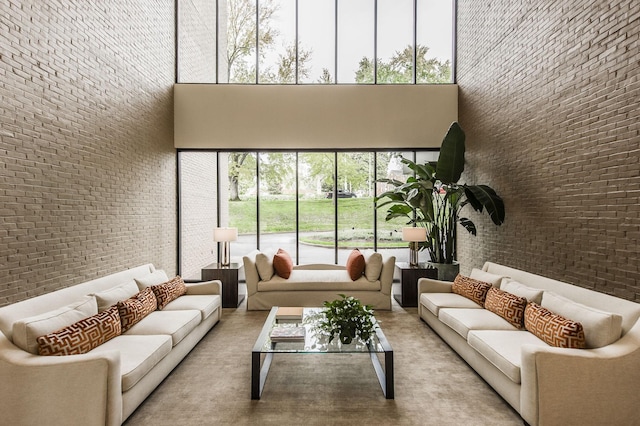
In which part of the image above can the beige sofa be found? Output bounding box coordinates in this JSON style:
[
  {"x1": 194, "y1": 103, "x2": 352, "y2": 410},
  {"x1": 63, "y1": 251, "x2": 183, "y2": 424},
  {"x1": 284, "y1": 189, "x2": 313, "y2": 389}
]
[
  {"x1": 0, "y1": 264, "x2": 222, "y2": 426},
  {"x1": 418, "y1": 261, "x2": 640, "y2": 426},
  {"x1": 243, "y1": 250, "x2": 395, "y2": 310}
]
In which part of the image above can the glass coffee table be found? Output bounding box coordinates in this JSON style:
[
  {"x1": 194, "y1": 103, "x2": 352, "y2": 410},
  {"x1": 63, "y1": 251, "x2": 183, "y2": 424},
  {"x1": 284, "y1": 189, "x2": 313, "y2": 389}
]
[{"x1": 251, "y1": 307, "x2": 394, "y2": 399}]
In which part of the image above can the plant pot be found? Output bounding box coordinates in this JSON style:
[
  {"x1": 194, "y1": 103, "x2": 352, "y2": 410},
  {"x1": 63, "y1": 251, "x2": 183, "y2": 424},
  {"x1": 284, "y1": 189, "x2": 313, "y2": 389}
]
[{"x1": 427, "y1": 261, "x2": 460, "y2": 282}]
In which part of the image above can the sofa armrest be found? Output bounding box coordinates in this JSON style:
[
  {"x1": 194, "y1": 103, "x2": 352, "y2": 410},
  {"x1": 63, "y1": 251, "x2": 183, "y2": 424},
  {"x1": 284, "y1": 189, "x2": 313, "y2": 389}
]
[
  {"x1": 186, "y1": 280, "x2": 221, "y2": 295},
  {"x1": 379, "y1": 256, "x2": 396, "y2": 295},
  {"x1": 418, "y1": 277, "x2": 453, "y2": 294},
  {"x1": 0, "y1": 335, "x2": 122, "y2": 426},
  {"x1": 520, "y1": 323, "x2": 640, "y2": 426}
]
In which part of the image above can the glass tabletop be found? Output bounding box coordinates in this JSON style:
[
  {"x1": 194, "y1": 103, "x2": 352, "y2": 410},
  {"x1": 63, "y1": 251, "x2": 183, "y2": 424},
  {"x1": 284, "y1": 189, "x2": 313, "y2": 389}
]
[{"x1": 253, "y1": 307, "x2": 390, "y2": 354}]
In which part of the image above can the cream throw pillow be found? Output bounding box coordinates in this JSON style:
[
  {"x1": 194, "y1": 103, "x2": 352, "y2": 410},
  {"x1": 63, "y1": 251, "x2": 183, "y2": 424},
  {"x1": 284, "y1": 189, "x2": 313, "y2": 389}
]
[
  {"x1": 541, "y1": 292, "x2": 623, "y2": 348},
  {"x1": 501, "y1": 280, "x2": 543, "y2": 304},
  {"x1": 135, "y1": 270, "x2": 170, "y2": 289},
  {"x1": 12, "y1": 296, "x2": 98, "y2": 354},
  {"x1": 93, "y1": 279, "x2": 140, "y2": 312},
  {"x1": 469, "y1": 268, "x2": 504, "y2": 287},
  {"x1": 255, "y1": 252, "x2": 274, "y2": 281},
  {"x1": 364, "y1": 252, "x2": 383, "y2": 281}
]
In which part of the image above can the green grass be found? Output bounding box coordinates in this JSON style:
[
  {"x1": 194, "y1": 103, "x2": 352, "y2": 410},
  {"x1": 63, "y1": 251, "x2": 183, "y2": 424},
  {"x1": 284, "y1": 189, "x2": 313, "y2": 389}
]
[{"x1": 228, "y1": 197, "x2": 408, "y2": 247}]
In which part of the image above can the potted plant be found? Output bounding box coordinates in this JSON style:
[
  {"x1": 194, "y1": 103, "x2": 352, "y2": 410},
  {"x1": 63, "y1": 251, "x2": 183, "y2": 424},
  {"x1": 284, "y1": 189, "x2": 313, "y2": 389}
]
[
  {"x1": 376, "y1": 122, "x2": 505, "y2": 281},
  {"x1": 318, "y1": 295, "x2": 377, "y2": 344}
]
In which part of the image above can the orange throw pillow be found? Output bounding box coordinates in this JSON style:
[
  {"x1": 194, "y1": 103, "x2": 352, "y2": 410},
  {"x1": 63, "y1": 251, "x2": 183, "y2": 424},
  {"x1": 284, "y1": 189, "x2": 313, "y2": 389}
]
[
  {"x1": 346, "y1": 249, "x2": 365, "y2": 281},
  {"x1": 273, "y1": 248, "x2": 293, "y2": 279}
]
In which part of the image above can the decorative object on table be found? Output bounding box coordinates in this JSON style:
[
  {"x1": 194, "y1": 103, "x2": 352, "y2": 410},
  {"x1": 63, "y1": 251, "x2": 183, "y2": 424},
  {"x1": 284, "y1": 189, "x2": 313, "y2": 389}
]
[
  {"x1": 269, "y1": 326, "x2": 306, "y2": 342},
  {"x1": 376, "y1": 122, "x2": 505, "y2": 281},
  {"x1": 318, "y1": 294, "x2": 377, "y2": 344},
  {"x1": 402, "y1": 227, "x2": 427, "y2": 266},
  {"x1": 275, "y1": 306, "x2": 304, "y2": 322},
  {"x1": 213, "y1": 227, "x2": 238, "y2": 266}
]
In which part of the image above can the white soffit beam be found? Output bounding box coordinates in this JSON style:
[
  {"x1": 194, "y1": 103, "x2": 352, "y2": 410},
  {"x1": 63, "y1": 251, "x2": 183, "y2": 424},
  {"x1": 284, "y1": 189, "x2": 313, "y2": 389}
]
[{"x1": 174, "y1": 84, "x2": 458, "y2": 149}]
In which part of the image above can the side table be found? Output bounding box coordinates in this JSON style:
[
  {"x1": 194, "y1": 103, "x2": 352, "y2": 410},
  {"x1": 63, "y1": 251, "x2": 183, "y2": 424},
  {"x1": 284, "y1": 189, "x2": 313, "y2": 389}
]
[
  {"x1": 394, "y1": 262, "x2": 438, "y2": 307},
  {"x1": 201, "y1": 262, "x2": 245, "y2": 308}
]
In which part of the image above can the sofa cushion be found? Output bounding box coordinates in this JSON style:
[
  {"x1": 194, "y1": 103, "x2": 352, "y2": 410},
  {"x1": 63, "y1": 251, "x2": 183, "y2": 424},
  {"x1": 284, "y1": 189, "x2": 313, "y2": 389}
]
[
  {"x1": 438, "y1": 308, "x2": 518, "y2": 339},
  {"x1": 93, "y1": 280, "x2": 140, "y2": 312},
  {"x1": 135, "y1": 270, "x2": 170, "y2": 289},
  {"x1": 364, "y1": 252, "x2": 383, "y2": 281},
  {"x1": 420, "y1": 293, "x2": 483, "y2": 317},
  {"x1": 500, "y1": 280, "x2": 543, "y2": 304},
  {"x1": 162, "y1": 295, "x2": 221, "y2": 321},
  {"x1": 90, "y1": 334, "x2": 172, "y2": 392},
  {"x1": 470, "y1": 268, "x2": 504, "y2": 287},
  {"x1": 255, "y1": 252, "x2": 274, "y2": 281},
  {"x1": 12, "y1": 296, "x2": 98, "y2": 354},
  {"x1": 484, "y1": 287, "x2": 527, "y2": 329},
  {"x1": 346, "y1": 249, "x2": 366, "y2": 281},
  {"x1": 258, "y1": 270, "x2": 380, "y2": 291},
  {"x1": 524, "y1": 302, "x2": 586, "y2": 349},
  {"x1": 124, "y1": 310, "x2": 201, "y2": 346},
  {"x1": 452, "y1": 275, "x2": 492, "y2": 306},
  {"x1": 468, "y1": 330, "x2": 549, "y2": 384},
  {"x1": 37, "y1": 305, "x2": 122, "y2": 356},
  {"x1": 273, "y1": 248, "x2": 294, "y2": 279},
  {"x1": 541, "y1": 292, "x2": 622, "y2": 348},
  {"x1": 117, "y1": 287, "x2": 158, "y2": 332},
  {"x1": 151, "y1": 276, "x2": 188, "y2": 310}
]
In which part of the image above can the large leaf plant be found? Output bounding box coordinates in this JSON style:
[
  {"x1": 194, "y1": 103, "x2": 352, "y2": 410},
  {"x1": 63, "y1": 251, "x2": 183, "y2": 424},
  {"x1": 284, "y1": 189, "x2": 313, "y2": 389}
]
[{"x1": 376, "y1": 122, "x2": 505, "y2": 264}]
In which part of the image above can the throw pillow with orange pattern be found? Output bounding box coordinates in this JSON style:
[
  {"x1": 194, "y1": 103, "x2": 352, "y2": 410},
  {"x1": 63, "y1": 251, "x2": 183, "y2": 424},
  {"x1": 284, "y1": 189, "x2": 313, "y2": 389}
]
[
  {"x1": 451, "y1": 274, "x2": 492, "y2": 306},
  {"x1": 150, "y1": 276, "x2": 187, "y2": 309},
  {"x1": 524, "y1": 302, "x2": 586, "y2": 349},
  {"x1": 484, "y1": 287, "x2": 528, "y2": 329},
  {"x1": 117, "y1": 287, "x2": 158, "y2": 331}
]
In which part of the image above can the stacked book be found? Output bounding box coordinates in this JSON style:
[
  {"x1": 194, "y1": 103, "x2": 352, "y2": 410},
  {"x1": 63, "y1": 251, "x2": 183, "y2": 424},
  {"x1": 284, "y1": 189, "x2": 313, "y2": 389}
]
[
  {"x1": 275, "y1": 306, "x2": 303, "y2": 322},
  {"x1": 269, "y1": 326, "x2": 306, "y2": 342}
]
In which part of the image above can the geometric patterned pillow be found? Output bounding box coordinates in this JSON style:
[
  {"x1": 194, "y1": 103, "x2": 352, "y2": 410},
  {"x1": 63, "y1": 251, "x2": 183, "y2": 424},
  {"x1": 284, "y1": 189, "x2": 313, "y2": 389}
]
[
  {"x1": 484, "y1": 287, "x2": 527, "y2": 329},
  {"x1": 37, "y1": 305, "x2": 122, "y2": 356},
  {"x1": 117, "y1": 287, "x2": 158, "y2": 332},
  {"x1": 452, "y1": 274, "x2": 492, "y2": 306},
  {"x1": 150, "y1": 276, "x2": 187, "y2": 310},
  {"x1": 524, "y1": 302, "x2": 586, "y2": 349}
]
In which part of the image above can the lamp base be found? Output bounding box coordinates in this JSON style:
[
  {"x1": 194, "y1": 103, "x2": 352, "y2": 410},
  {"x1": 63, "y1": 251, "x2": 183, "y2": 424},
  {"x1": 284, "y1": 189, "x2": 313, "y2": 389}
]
[
  {"x1": 221, "y1": 241, "x2": 231, "y2": 266},
  {"x1": 409, "y1": 242, "x2": 419, "y2": 266}
]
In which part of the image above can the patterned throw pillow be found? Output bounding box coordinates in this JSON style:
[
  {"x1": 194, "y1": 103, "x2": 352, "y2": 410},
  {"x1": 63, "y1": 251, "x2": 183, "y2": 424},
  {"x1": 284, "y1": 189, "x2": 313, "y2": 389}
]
[
  {"x1": 273, "y1": 248, "x2": 294, "y2": 279},
  {"x1": 150, "y1": 276, "x2": 187, "y2": 310},
  {"x1": 37, "y1": 305, "x2": 122, "y2": 356},
  {"x1": 117, "y1": 287, "x2": 158, "y2": 332},
  {"x1": 524, "y1": 302, "x2": 586, "y2": 349},
  {"x1": 346, "y1": 249, "x2": 366, "y2": 281},
  {"x1": 484, "y1": 287, "x2": 527, "y2": 329},
  {"x1": 452, "y1": 274, "x2": 492, "y2": 306}
]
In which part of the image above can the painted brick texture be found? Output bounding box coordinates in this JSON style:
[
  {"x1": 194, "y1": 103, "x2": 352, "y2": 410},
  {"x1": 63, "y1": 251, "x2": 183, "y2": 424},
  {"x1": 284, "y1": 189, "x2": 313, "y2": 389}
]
[
  {"x1": 456, "y1": 1, "x2": 640, "y2": 301},
  {"x1": 0, "y1": 1, "x2": 177, "y2": 306}
]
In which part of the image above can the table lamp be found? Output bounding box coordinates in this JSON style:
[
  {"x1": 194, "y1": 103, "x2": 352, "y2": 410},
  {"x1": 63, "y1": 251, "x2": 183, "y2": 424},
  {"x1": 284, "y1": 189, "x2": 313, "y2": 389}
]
[
  {"x1": 402, "y1": 227, "x2": 427, "y2": 266},
  {"x1": 214, "y1": 227, "x2": 238, "y2": 266}
]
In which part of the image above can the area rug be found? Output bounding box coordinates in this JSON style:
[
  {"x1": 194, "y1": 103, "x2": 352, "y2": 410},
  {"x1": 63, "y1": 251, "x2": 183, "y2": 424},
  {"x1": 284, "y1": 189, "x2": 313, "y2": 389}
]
[{"x1": 124, "y1": 301, "x2": 522, "y2": 425}]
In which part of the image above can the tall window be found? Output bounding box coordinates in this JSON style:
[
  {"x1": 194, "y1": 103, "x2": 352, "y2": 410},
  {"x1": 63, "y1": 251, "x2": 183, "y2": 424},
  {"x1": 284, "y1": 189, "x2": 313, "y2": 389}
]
[
  {"x1": 178, "y1": 149, "x2": 437, "y2": 279},
  {"x1": 178, "y1": 0, "x2": 454, "y2": 84}
]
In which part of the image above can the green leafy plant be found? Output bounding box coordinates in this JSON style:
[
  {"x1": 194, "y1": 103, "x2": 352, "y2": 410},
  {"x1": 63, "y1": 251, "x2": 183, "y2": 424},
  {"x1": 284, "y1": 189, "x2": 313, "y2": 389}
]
[
  {"x1": 376, "y1": 122, "x2": 505, "y2": 264},
  {"x1": 318, "y1": 295, "x2": 377, "y2": 344}
]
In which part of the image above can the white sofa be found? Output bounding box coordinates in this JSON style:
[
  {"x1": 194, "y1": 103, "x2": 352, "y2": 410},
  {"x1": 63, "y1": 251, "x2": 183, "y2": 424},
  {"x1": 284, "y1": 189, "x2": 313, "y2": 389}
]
[
  {"x1": 418, "y1": 261, "x2": 640, "y2": 426},
  {"x1": 243, "y1": 250, "x2": 396, "y2": 310},
  {"x1": 0, "y1": 264, "x2": 222, "y2": 426}
]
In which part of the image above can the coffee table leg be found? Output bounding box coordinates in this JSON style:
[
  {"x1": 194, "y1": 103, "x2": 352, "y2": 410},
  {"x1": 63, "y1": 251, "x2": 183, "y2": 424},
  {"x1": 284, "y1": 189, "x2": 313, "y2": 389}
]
[
  {"x1": 252, "y1": 350, "x2": 274, "y2": 400},
  {"x1": 370, "y1": 349, "x2": 394, "y2": 399}
]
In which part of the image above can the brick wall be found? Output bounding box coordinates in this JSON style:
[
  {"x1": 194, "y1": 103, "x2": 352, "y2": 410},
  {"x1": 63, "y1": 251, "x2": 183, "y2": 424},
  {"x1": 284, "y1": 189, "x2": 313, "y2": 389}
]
[
  {"x1": 178, "y1": 0, "x2": 217, "y2": 83},
  {"x1": 456, "y1": 1, "x2": 640, "y2": 301},
  {"x1": 0, "y1": 1, "x2": 177, "y2": 306}
]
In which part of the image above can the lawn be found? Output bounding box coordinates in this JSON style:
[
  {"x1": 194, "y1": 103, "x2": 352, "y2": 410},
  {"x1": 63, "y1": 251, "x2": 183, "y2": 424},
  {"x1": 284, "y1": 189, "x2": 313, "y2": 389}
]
[{"x1": 228, "y1": 197, "x2": 407, "y2": 247}]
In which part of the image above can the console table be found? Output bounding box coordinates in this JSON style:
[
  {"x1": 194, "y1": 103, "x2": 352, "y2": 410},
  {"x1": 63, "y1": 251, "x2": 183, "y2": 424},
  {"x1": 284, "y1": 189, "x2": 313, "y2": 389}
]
[
  {"x1": 201, "y1": 262, "x2": 245, "y2": 308},
  {"x1": 394, "y1": 262, "x2": 438, "y2": 307}
]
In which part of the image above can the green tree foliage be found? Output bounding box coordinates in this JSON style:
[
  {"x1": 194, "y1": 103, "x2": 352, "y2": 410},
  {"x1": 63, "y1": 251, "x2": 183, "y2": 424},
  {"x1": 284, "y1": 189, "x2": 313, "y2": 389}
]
[
  {"x1": 355, "y1": 45, "x2": 451, "y2": 84},
  {"x1": 260, "y1": 153, "x2": 295, "y2": 194}
]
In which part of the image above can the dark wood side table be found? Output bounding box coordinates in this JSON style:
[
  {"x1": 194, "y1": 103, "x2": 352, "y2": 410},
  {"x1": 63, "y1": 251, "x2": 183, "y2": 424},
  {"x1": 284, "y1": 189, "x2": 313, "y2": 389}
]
[
  {"x1": 201, "y1": 262, "x2": 245, "y2": 308},
  {"x1": 394, "y1": 262, "x2": 438, "y2": 307}
]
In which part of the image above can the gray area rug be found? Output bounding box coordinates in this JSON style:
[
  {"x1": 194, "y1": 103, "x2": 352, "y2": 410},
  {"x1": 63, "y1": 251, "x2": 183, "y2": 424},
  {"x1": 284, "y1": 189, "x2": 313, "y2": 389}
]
[{"x1": 124, "y1": 301, "x2": 522, "y2": 425}]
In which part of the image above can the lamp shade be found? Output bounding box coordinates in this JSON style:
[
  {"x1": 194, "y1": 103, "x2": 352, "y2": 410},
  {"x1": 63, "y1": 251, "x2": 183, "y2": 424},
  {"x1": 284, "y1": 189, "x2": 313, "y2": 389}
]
[
  {"x1": 213, "y1": 227, "x2": 238, "y2": 242},
  {"x1": 402, "y1": 227, "x2": 426, "y2": 242}
]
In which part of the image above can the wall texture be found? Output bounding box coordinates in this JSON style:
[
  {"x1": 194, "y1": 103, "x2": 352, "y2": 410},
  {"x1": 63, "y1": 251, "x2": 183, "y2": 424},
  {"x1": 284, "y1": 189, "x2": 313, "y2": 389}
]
[
  {"x1": 0, "y1": 1, "x2": 177, "y2": 306},
  {"x1": 456, "y1": 1, "x2": 639, "y2": 301}
]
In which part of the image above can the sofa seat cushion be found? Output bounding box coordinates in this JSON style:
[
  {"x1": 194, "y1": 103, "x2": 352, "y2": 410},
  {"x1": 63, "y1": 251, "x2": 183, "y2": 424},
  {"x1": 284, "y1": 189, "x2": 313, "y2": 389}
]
[
  {"x1": 162, "y1": 295, "x2": 221, "y2": 321},
  {"x1": 258, "y1": 270, "x2": 381, "y2": 292},
  {"x1": 420, "y1": 293, "x2": 483, "y2": 317},
  {"x1": 439, "y1": 308, "x2": 518, "y2": 339},
  {"x1": 467, "y1": 330, "x2": 548, "y2": 384},
  {"x1": 90, "y1": 334, "x2": 172, "y2": 392},
  {"x1": 124, "y1": 310, "x2": 201, "y2": 346}
]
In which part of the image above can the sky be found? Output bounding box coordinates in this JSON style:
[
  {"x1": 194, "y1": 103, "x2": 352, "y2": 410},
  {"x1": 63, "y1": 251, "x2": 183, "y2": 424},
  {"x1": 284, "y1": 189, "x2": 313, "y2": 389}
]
[{"x1": 258, "y1": 0, "x2": 454, "y2": 83}]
